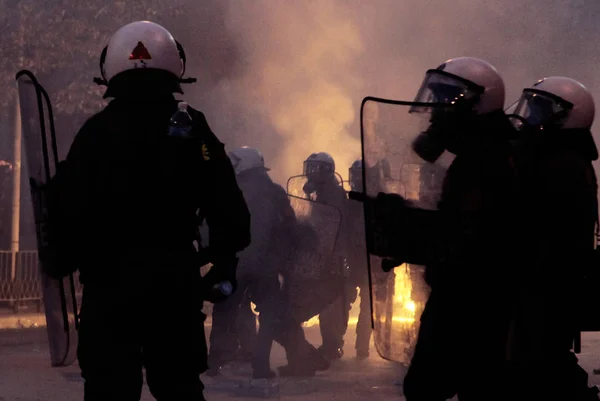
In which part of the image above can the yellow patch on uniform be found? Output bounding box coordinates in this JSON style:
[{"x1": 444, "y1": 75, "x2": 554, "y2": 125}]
[{"x1": 202, "y1": 143, "x2": 210, "y2": 160}]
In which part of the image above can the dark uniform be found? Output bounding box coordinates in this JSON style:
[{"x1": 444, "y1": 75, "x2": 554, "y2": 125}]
[
  {"x1": 347, "y1": 159, "x2": 398, "y2": 359},
  {"x1": 60, "y1": 88, "x2": 250, "y2": 400},
  {"x1": 508, "y1": 127, "x2": 599, "y2": 401},
  {"x1": 274, "y1": 217, "x2": 333, "y2": 377},
  {"x1": 312, "y1": 178, "x2": 355, "y2": 360},
  {"x1": 346, "y1": 198, "x2": 372, "y2": 358},
  {"x1": 207, "y1": 171, "x2": 276, "y2": 373},
  {"x1": 243, "y1": 170, "x2": 330, "y2": 377},
  {"x1": 401, "y1": 111, "x2": 519, "y2": 401}
]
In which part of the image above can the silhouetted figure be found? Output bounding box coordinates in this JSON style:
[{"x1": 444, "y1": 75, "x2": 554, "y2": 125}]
[{"x1": 56, "y1": 21, "x2": 250, "y2": 401}]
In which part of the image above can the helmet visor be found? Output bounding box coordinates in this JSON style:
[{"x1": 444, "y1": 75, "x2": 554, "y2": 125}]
[
  {"x1": 412, "y1": 70, "x2": 484, "y2": 111},
  {"x1": 303, "y1": 160, "x2": 334, "y2": 178},
  {"x1": 510, "y1": 89, "x2": 573, "y2": 130}
]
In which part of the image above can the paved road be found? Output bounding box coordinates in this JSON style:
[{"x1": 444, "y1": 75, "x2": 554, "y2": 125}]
[
  {"x1": 2, "y1": 305, "x2": 600, "y2": 401},
  {"x1": 0, "y1": 323, "x2": 405, "y2": 401}
]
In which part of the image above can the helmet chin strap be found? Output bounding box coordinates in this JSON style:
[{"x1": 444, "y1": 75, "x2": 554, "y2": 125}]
[
  {"x1": 180, "y1": 77, "x2": 197, "y2": 84},
  {"x1": 94, "y1": 76, "x2": 196, "y2": 86},
  {"x1": 176, "y1": 40, "x2": 197, "y2": 84},
  {"x1": 94, "y1": 46, "x2": 109, "y2": 86}
]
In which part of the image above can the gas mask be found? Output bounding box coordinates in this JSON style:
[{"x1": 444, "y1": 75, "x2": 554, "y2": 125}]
[
  {"x1": 410, "y1": 69, "x2": 483, "y2": 162},
  {"x1": 303, "y1": 179, "x2": 317, "y2": 196},
  {"x1": 412, "y1": 111, "x2": 470, "y2": 162},
  {"x1": 303, "y1": 159, "x2": 335, "y2": 195},
  {"x1": 412, "y1": 126, "x2": 447, "y2": 163}
]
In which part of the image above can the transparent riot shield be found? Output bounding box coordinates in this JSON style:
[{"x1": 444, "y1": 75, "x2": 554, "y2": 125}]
[
  {"x1": 286, "y1": 175, "x2": 309, "y2": 199},
  {"x1": 360, "y1": 97, "x2": 451, "y2": 365},
  {"x1": 15, "y1": 70, "x2": 79, "y2": 367},
  {"x1": 283, "y1": 195, "x2": 344, "y2": 323},
  {"x1": 286, "y1": 172, "x2": 345, "y2": 200}
]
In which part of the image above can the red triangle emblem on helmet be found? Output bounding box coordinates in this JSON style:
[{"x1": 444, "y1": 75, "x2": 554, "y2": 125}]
[{"x1": 129, "y1": 42, "x2": 152, "y2": 60}]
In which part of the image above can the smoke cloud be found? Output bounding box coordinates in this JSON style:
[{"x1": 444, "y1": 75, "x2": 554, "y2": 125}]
[
  {"x1": 7, "y1": 1, "x2": 600, "y2": 184},
  {"x1": 212, "y1": 1, "x2": 366, "y2": 184},
  {"x1": 182, "y1": 0, "x2": 600, "y2": 185}
]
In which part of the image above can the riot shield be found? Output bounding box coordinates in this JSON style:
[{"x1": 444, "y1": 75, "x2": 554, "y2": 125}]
[
  {"x1": 286, "y1": 175, "x2": 309, "y2": 199},
  {"x1": 283, "y1": 195, "x2": 344, "y2": 323},
  {"x1": 15, "y1": 70, "x2": 79, "y2": 367},
  {"x1": 286, "y1": 172, "x2": 345, "y2": 200},
  {"x1": 360, "y1": 97, "x2": 451, "y2": 364},
  {"x1": 341, "y1": 180, "x2": 352, "y2": 193}
]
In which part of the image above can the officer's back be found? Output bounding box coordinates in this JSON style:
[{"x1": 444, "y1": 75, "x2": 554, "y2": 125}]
[
  {"x1": 64, "y1": 21, "x2": 250, "y2": 401},
  {"x1": 62, "y1": 66, "x2": 248, "y2": 281},
  {"x1": 506, "y1": 76, "x2": 600, "y2": 401},
  {"x1": 228, "y1": 149, "x2": 294, "y2": 276},
  {"x1": 68, "y1": 97, "x2": 200, "y2": 248}
]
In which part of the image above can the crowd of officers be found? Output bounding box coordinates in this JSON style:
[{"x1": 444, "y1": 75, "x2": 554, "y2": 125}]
[
  {"x1": 48, "y1": 20, "x2": 600, "y2": 401},
  {"x1": 207, "y1": 149, "x2": 375, "y2": 379}
]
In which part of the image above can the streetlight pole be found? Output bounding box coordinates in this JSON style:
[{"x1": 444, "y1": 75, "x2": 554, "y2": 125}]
[{"x1": 10, "y1": 99, "x2": 21, "y2": 281}]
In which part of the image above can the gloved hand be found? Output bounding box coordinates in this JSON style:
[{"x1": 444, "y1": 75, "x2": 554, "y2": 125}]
[
  {"x1": 302, "y1": 180, "x2": 316, "y2": 197},
  {"x1": 374, "y1": 192, "x2": 409, "y2": 217},
  {"x1": 370, "y1": 193, "x2": 409, "y2": 256},
  {"x1": 349, "y1": 191, "x2": 409, "y2": 258},
  {"x1": 201, "y1": 256, "x2": 239, "y2": 303}
]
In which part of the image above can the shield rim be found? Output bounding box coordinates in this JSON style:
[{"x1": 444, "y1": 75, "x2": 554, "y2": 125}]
[
  {"x1": 286, "y1": 193, "x2": 344, "y2": 249},
  {"x1": 286, "y1": 173, "x2": 345, "y2": 199},
  {"x1": 15, "y1": 70, "x2": 80, "y2": 367}
]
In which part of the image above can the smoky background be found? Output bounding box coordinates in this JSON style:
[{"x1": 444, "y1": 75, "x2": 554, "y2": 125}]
[
  {"x1": 0, "y1": 3, "x2": 599, "y2": 397},
  {"x1": 194, "y1": 0, "x2": 600, "y2": 184},
  {"x1": 1, "y1": 0, "x2": 599, "y2": 189}
]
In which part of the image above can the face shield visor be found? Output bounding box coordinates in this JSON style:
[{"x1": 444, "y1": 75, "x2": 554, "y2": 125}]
[
  {"x1": 407, "y1": 70, "x2": 485, "y2": 162},
  {"x1": 303, "y1": 160, "x2": 335, "y2": 181},
  {"x1": 410, "y1": 70, "x2": 484, "y2": 114},
  {"x1": 509, "y1": 89, "x2": 573, "y2": 131}
]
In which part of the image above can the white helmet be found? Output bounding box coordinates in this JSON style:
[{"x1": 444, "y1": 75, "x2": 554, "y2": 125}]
[
  {"x1": 96, "y1": 21, "x2": 195, "y2": 91},
  {"x1": 303, "y1": 152, "x2": 335, "y2": 177},
  {"x1": 227, "y1": 146, "x2": 269, "y2": 175},
  {"x1": 414, "y1": 57, "x2": 505, "y2": 114},
  {"x1": 512, "y1": 76, "x2": 595, "y2": 130}
]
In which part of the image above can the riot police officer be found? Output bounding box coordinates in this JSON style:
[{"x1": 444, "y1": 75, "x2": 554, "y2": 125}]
[
  {"x1": 357, "y1": 57, "x2": 520, "y2": 401},
  {"x1": 507, "y1": 77, "x2": 600, "y2": 401},
  {"x1": 404, "y1": 57, "x2": 519, "y2": 401},
  {"x1": 303, "y1": 152, "x2": 355, "y2": 360},
  {"x1": 58, "y1": 21, "x2": 250, "y2": 401},
  {"x1": 207, "y1": 147, "x2": 274, "y2": 374},
  {"x1": 214, "y1": 147, "x2": 329, "y2": 378}
]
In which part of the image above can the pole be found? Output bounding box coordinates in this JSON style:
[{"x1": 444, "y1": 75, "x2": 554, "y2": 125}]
[{"x1": 10, "y1": 99, "x2": 22, "y2": 281}]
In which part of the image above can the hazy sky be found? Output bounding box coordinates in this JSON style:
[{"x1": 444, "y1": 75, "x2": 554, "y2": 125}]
[
  {"x1": 184, "y1": 0, "x2": 600, "y2": 184},
  {"x1": 6, "y1": 0, "x2": 600, "y2": 185}
]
